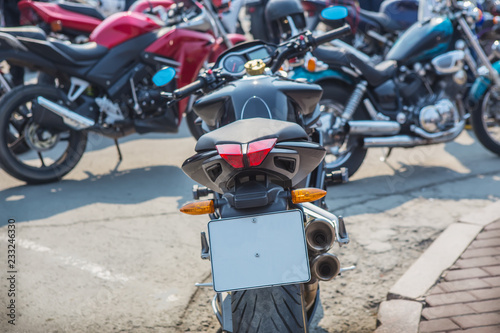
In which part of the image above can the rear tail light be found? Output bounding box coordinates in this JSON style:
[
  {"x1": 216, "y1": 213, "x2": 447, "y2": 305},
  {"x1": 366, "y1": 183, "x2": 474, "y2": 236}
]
[
  {"x1": 216, "y1": 138, "x2": 277, "y2": 168},
  {"x1": 216, "y1": 144, "x2": 244, "y2": 168},
  {"x1": 247, "y1": 138, "x2": 277, "y2": 166}
]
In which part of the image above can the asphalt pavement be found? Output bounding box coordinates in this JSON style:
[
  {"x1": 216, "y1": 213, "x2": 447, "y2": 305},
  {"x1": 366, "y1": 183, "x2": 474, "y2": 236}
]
[{"x1": 1, "y1": 122, "x2": 500, "y2": 332}]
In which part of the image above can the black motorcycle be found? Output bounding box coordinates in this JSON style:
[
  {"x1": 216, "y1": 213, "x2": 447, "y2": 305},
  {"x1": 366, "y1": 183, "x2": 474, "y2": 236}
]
[{"x1": 154, "y1": 10, "x2": 354, "y2": 332}]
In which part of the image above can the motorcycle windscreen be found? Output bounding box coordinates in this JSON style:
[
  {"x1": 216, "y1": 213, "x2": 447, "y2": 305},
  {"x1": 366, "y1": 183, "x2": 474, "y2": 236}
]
[{"x1": 208, "y1": 210, "x2": 310, "y2": 292}]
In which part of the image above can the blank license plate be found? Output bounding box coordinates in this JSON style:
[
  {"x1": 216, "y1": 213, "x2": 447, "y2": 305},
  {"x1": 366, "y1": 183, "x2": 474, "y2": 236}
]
[{"x1": 208, "y1": 210, "x2": 310, "y2": 292}]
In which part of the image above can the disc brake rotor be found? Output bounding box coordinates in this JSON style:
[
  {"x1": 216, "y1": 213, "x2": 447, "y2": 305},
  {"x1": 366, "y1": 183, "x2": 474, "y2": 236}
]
[{"x1": 23, "y1": 121, "x2": 60, "y2": 152}]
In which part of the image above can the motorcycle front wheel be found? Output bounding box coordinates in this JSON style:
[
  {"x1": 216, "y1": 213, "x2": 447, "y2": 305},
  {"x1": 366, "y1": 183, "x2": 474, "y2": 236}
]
[
  {"x1": 319, "y1": 83, "x2": 368, "y2": 177},
  {"x1": 0, "y1": 84, "x2": 87, "y2": 184},
  {"x1": 471, "y1": 89, "x2": 500, "y2": 156},
  {"x1": 231, "y1": 284, "x2": 307, "y2": 333}
]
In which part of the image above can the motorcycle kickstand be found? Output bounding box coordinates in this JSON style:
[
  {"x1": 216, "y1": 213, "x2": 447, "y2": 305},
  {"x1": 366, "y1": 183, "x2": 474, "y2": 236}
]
[
  {"x1": 380, "y1": 148, "x2": 392, "y2": 162},
  {"x1": 114, "y1": 139, "x2": 123, "y2": 162},
  {"x1": 112, "y1": 139, "x2": 123, "y2": 172}
]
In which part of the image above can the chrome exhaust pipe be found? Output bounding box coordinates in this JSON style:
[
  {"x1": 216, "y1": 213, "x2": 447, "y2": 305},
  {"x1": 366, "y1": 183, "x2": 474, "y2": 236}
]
[
  {"x1": 348, "y1": 120, "x2": 400, "y2": 136},
  {"x1": 364, "y1": 120, "x2": 465, "y2": 148},
  {"x1": 305, "y1": 218, "x2": 335, "y2": 253},
  {"x1": 37, "y1": 97, "x2": 95, "y2": 130},
  {"x1": 310, "y1": 253, "x2": 341, "y2": 281},
  {"x1": 364, "y1": 135, "x2": 424, "y2": 148}
]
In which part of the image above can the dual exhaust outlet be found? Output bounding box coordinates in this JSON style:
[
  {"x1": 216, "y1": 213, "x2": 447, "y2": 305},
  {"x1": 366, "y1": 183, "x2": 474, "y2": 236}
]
[{"x1": 305, "y1": 218, "x2": 340, "y2": 281}]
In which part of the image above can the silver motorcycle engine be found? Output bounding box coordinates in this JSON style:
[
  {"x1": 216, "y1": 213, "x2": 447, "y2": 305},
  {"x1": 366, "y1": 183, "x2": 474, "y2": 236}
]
[{"x1": 418, "y1": 99, "x2": 458, "y2": 133}]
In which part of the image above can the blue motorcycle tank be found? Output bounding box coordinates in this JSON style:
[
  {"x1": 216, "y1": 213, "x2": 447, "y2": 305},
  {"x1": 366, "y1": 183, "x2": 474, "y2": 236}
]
[
  {"x1": 380, "y1": 0, "x2": 418, "y2": 30},
  {"x1": 385, "y1": 16, "x2": 453, "y2": 65}
]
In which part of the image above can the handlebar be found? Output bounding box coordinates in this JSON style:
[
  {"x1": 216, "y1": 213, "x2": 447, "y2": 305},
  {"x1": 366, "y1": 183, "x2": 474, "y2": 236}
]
[
  {"x1": 311, "y1": 24, "x2": 351, "y2": 48},
  {"x1": 173, "y1": 77, "x2": 207, "y2": 100},
  {"x1": 169, "y1": 24, "x2": 352, "y2": 101},
  {"x1": 271, "y1": 23, "x2": 351, "y2": 72}
]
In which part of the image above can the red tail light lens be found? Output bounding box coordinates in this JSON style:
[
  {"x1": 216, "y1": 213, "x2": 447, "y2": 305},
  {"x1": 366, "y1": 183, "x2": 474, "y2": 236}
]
[
  {"x1": 216, "y1": 144, "x2": 244, "y2": 168},
  {"x1": 247, "y1": 138, "x2": 277, "y2": 167}
]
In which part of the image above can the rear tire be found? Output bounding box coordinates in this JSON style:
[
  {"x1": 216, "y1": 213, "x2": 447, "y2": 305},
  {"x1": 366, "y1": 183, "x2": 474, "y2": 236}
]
[
  {"x1": 231, "y1": 285, "x2": 307, "y2": 333},
  {"x1": 186, "y1": 110, "x2": 204, "y2": 140},
  {"x1": 0, "y1": 84, "x2": 87, "y2": 184},
  {"x1": 471, "y1": 90, "x2": 500, "y2": 155},
  {"x1": 319, "y1": 82, "x2": 368, "y2": 177}
]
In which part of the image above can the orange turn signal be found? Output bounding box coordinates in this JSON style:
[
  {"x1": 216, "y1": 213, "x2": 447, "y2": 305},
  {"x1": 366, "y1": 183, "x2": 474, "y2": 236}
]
[
  {"x1": 291, "y1": 188, "x2": 327, "y2": 204},
  {"x1": 51, "y1": 20, "x2": 63, "y2": 32},
  {"x1": 180, "y1": 200, "x2": 215, "y2": 215},
  {"x1": 306, "y1": 58, "x2": 317, "y2": 72}
]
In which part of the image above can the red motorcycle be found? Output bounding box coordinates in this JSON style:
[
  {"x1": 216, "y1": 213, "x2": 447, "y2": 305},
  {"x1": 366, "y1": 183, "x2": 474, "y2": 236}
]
[
  {"x1": 0, "y1": 0, "x2": 245, "y2": 184},
  {"x1": 18, "y1": 0, "x2": 176, "y2": 42}
]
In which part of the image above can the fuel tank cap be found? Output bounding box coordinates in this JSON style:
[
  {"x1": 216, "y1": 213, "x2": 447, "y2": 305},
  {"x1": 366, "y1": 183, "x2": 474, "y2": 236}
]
[{"x1": 245, "y1": 59, "x2": 266, "y2": 76}]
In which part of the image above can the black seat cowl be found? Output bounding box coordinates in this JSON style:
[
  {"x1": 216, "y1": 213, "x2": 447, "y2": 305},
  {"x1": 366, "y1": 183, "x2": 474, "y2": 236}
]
[
  {"x1": 345, "y1": 52, "x2": 397, "y2": 87},
  {"x1": 59, "y1": 2, "x2": 106, "y2": 21},
  {"x1": 51, "y1": 41, "x2": 109, "y2": 62},
  {"x1": 195, "y1": 118, "x2": 308, "y2": 152},
  {"x1": 359, "y1": 9, "x2": 402, "y2": 33},
  {"x1": 312, "y1": 45, "x2": 351, "y2": 68},
  {"x1": 0, "y1": 26, "x2": 47, "y2": 40}
]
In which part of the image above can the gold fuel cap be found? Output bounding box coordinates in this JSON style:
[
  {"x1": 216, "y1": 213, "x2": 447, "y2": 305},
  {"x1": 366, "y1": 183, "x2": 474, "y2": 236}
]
[{"x1": 244, "y1": 59, "x2": 266, "y2": 76}]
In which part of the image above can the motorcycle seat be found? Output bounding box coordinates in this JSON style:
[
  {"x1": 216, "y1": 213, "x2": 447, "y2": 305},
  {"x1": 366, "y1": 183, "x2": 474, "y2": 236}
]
[
  {"x1": 359, "y1": 9, "x2": 401, "y2": 33},
  {"x1": 312, "y1": 45, "x2": 351, "y2": 68},
  {"x1": 345, "y1": 53, "x2": 396, "y2": 86},
  {"x1": 51, "y1": 41, "x2": 109, "y2": 61},
  {"x1": 195, "y1": 118, "x2": 308, "y2": 152},
  {"x1": 0, "y1": 26, "x2": 47, "y2": 40},
  {"x1": 58, "y1": 2, "x2": 106, "y2": 21}
]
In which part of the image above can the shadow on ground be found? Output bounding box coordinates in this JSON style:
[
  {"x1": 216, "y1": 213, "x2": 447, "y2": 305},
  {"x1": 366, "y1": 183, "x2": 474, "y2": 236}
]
[{"x1": 0, "y1": 165, "x2": 196, "y2": 226}]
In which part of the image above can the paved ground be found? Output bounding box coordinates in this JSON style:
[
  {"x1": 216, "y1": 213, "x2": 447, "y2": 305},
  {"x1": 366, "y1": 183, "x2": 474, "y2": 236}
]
[
  {"x1": 1, "y1": 124, "x2": 500, "y2": 332},
  {"x1": 419, "y1": 220, "x2": 500, "y2": 333}
]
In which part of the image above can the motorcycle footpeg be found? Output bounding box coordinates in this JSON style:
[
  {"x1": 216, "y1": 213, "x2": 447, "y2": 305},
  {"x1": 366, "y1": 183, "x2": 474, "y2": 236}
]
[
  {"x1": 326, "y1": 167, "x2": 349, "y2": 185},
  {"x1": 338, "y1": 216, "x2": 349, "y2": 241},
  {"x1": 201, "y1": 232, "x2": 210, "y2": 260},
  {"x1": 339, "y1": 265, "x2": 356, "y2": 275},
  {"x1": 193, "y1": 185, "x2": 214, "y2": 199}
]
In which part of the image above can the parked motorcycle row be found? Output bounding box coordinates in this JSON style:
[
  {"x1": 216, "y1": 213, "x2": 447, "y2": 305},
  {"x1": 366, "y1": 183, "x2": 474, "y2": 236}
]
[{"x1": 1, "y1": 0, "x2": 500, "y2": 332}]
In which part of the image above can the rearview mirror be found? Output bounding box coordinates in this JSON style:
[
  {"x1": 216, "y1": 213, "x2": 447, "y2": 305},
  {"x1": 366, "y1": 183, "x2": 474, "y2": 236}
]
[
  {"x1": 153, "y1": 67, "x2": 176, "y2": 87},
  {"x1": 321, "y1": 6, "x2": 348, "y2": 21}
]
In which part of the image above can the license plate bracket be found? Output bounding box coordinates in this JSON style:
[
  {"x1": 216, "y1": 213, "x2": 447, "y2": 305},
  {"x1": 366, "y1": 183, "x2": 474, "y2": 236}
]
[{"x1": 208, "y1": 210, "x2": 310, "y2": 292}]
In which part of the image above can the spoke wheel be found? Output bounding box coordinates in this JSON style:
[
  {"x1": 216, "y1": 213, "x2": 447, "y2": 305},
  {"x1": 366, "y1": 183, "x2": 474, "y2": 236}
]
[
  {"x1": 0, "y1": 85, "x2": 87, "y2": 184},
  {"x1": 319, "y1": 84, "x2": 368, "y2": 177},
  {"x1": 471, "y1": 90, "x2": 500, "y2": 155}
]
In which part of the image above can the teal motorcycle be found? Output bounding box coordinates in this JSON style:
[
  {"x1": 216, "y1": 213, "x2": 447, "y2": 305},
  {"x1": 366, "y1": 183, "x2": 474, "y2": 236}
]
[{"x1": 291, "y1": 0, "x2": 500, "y2": 176}]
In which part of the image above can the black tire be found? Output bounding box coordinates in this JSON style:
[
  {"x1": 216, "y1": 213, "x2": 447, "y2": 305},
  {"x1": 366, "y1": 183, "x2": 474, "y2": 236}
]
[
  {"x1": 231, "y1": 284, "x2": 307, "y2": 333},
  {"x1": 0, "y1": 84, "x2": 87, "y2": 184},
  {"x1": 318, "y1": 82, "x2": 368, "y2": 177},
  {"x1": 186, "y1": 109, "x2": 205, "y2": 140},
  {"x1": 471, "y1": 90, "x2": 500, "y2": 156}
]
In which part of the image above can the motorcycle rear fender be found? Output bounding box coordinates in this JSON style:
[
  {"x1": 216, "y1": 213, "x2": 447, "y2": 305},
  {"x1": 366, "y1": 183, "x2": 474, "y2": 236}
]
[
  {"x1": 18, "y1": 0, "x2": 101, "y2": 33},
  {"x1": 468, "y1": 60, "x2": 500, "y2": 106},
  {"x1": 0, "y1": 48, "x2": 57, "y2": 74},
  {"x1": 0, "y1": 32, "x2": 29, "y2": 52}
]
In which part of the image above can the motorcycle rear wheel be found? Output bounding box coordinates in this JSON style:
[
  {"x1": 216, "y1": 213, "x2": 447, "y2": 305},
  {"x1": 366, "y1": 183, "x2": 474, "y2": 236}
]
[
  {"x1": 231, "y1": 284, "x2": 307, "y2": 333},
  {"x1": 471, "y1": 90, "x2": 500, "y2": 155},
  {"x1": 0, "y1": 84, "x2": 87, "y2": 184},
  {"x1": 319, "y1": 83, "x2": 368, "y2": 177}
]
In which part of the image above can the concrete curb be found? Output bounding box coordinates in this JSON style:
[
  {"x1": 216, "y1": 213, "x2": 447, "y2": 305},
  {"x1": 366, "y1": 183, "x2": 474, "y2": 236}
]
[{"x1": 375, "y1": 201, "x2": 500, "y2": 333}]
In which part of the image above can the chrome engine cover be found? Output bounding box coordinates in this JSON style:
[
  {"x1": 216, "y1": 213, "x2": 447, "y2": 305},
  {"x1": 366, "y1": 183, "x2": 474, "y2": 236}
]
[
  {"x1": 431, "y1": 50, "x2": 465, "y2": 75},
  {"x1": 418, "y1": 99, "x2": 458, "y2": 133}
]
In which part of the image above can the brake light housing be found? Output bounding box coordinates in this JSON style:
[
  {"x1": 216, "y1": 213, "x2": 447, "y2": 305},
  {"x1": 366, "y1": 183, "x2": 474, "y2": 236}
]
[{"x1": 216, "y1": 138, "x2": 277, "y2": 168}]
